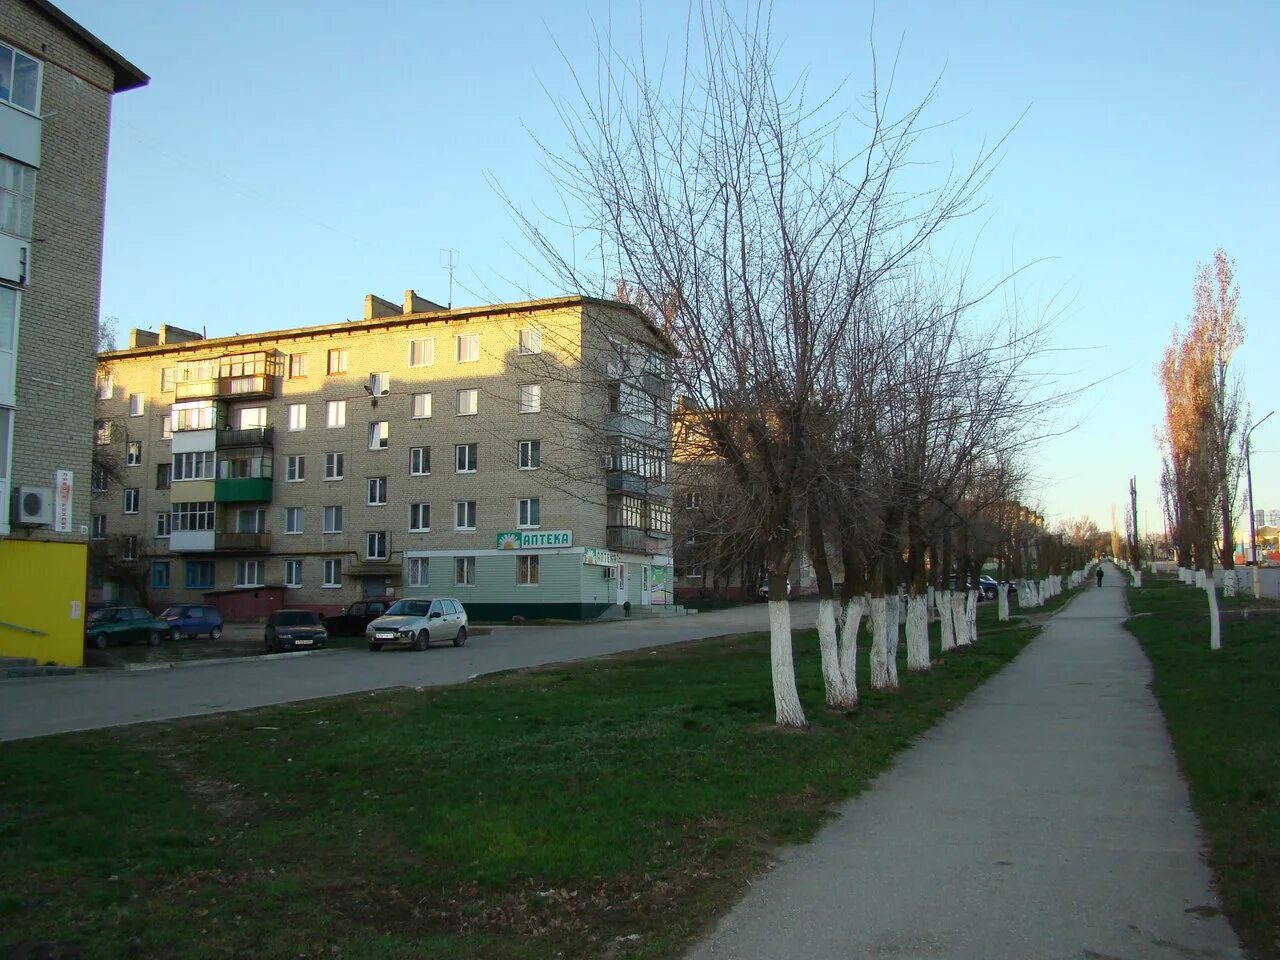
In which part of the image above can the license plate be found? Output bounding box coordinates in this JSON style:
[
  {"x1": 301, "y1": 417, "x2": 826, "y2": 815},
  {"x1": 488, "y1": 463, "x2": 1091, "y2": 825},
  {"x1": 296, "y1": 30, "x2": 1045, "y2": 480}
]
[
  {"x1": 294, "y1": 638, "x2": 313, "y2": 646},
  {"x1": 376, "y1": 633, "x2": 395, "y2": 640}
]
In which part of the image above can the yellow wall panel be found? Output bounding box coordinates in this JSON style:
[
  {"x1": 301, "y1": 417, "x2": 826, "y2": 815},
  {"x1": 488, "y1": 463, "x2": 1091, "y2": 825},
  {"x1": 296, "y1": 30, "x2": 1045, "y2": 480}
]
[{"x1": 0, "y1": 540, "x2": 86, "y2": 666}]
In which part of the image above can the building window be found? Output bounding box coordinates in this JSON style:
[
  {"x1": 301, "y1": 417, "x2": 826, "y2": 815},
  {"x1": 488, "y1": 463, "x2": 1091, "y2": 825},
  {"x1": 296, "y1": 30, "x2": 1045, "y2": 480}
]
[
  {"x1": 150, "y1": 561, "x2": 170, "y2": 590},
  {"x1": 91, "y1": 515, "x2": 106, "y2": 539},
  {"x1": 518, "y1": 440, "x2": 541, "y2": 470},
  {"x1": 612, "y1": 495, "x2": 645, "y2": 529},
  {"x1": 284, "y1": 506, "x2": 303, "y2": 534},
  {"x1": 237, "y1": 407, "x2": 267, "y2": 430},
  {"x1": 288, "y1": 353, "x2": 308, "y2": 378},
  {"x1": 411, "y1": 392, "x2": 432, "y2": 419},
  {"x1": 155, "y1": 511, "x2": 170, "y2": 538},
  {"x1": 0, "y1": 44, "x2": 41, "y2": 113},
  {"x1": 128, "y1": 394, "x2": 145, "y2": 417},
  {"x1": 407, "y1": 556, "x2": 429, "y2": 587},
  {"x1": 455, "y1": 556, "x2": 476, "y2": 585},
  {"x1": 409, "y1": 338, "x2": 435, "y2": 367},
  {"x1": 454, "y1": 443, "x2": 477, "y2": 473},
  {"x1": 368, "y1": 421, "x2": 389, "y2": 450},
  {"x1": 0, "y1": 156, "x2": 36, "y2": 237},
  {"x1": 518, "y1": 383, "x2": 542, "y2": 414},
  {"x1": 367, "y1": 476, "x2": 388, "y2": 505},
  {"x1": 323, "y1": 505, "x2": 343, "y2": 534},
  {"x1": 454, "y1": 500, "x2": 477, "y2": 531},
  {"x1": 409, "y1": 502, "x2": 431, "y2": 532},
  {"x1": 287, "y1": 403, "x2": 307, "y2": 431},
  {"x1": 160, "y1": 368, "x2": 175, "y2": 392},
  {"x1": 123, "y1": 488, "x2": 139, "y2": 514},
  {"x1": 121, "y1": 535, "x2": 138, "y2": 561},
  {"x1": 96, "y1": 375, "x2": 113, "y2": 401},
  {"x1": 456, "y1": 334, "x2": 479, "y2": 363},
  {"x1": 322, "y1": 558, "x2": 341, "y2": 588},
  {"x1": 171, "y1": 501, "x2": 215, "y2": 531},
  {"x1": 172, "y1": 401, "x2": 215, "y2": 431},
  {"x1": 685, "y1": 564, "x2": 704, "y2": 579},
  {"x1": 650, "y1": 503, "x2": 672, "y2": 535},
  {"x1": 410, "y1": 446, "x2": 431, "y2": 476},
  {"x1": 126, "y1": 441, "x2": 142, "y2": 466},
  {"x1": 369, "y1": 372, "x2": 391, "y2": 397},
  {"x1": 518, "y1": 498, "x2": 541, "y2": 528},
  {"x1": 366, "y1": 531, "x2": 389, "y2": 561},
  {"x1": 327, "y1": 349, "x2": 348, "y2": 375},
  {"x1": 326, "y1": 400, "x2": 347, "y2": 428},
  {"x1": 456, "y1": 389, "x2": 478, "y2": 416},
  {"x1": 235, "y1": 560, "x2": 264, "y2": 588},
  {"x1": 286, "y1": 455, "x2": 305, "y2": 482},
  {"x1": 324, "y1": 452, "x2": 344, "y2": 480},
  {"x1": 155, "y1": 463, "x2": 171, "y2": 489},
  {"x1": 185, "y1": 561, "x2": 215, "y2": 590},
  {"x1": 236, "y1": 508, "x2": 266, "y2": 533},
  {"x1": 161, "y1": 415, "x2": 172, "y2": 440},
  {"x1": 173, "y1": 451, "x2": 215, "y2": 481},
  {"x1": 518, "y1": 328, "x2": 541, "y2": 355},
  {"x1": 95, "y1": 420, "x2": 112, "y2": 445},
  {"x1": 517, "y1": 555, "x2": 540, "y2": 586},
  {"x1": 284, "y1": 559, "x2": 303, "y2": 589},
  {"x1": 685, "y1": 491, "x2": 702, "y2": 509},
  {"x1": 91, "y1": 466, "x2": 107, "y2": 493}
]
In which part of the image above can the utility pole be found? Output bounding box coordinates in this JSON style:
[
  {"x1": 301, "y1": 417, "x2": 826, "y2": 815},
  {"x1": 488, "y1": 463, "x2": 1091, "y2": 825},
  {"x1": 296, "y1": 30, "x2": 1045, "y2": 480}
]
[
  {"x1": 1246, "y1": 410, "x2": 1274, "y2": 599},
  {"x1": 1129, "y1": 476, "x2": 1140, "y2": 569}
]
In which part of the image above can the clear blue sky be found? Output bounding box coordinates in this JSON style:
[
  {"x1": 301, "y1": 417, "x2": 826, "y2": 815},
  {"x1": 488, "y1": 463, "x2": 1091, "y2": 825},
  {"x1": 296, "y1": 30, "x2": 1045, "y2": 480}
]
[{"x1": 66, "y1": 0, "x2": 1280, "y2": 536}]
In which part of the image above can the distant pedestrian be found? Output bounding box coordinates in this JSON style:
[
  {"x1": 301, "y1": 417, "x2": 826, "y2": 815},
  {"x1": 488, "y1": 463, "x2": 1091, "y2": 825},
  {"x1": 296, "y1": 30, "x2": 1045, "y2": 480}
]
[{"x1": 1096, "y1": 567, "x2": 1104, "y2": 588}]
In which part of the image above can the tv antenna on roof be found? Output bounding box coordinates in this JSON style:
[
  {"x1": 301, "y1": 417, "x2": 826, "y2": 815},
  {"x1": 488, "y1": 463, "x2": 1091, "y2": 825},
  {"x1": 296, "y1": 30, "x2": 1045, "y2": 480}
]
[{"x1": 440, "y1": 248, "x2": 459, "y2": 309}]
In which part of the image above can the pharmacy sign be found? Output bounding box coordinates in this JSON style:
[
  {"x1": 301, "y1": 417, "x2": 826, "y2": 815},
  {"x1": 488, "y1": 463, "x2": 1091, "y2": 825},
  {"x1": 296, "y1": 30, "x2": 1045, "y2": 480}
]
[{"x1": 496, "y1": 530, "x2": 573, "y2": 549}]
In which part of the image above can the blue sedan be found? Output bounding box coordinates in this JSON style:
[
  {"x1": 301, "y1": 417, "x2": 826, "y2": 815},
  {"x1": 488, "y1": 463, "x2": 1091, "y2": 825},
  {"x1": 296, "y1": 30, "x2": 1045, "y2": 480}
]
[{"x1": 159, "y1": 605, "x2": 223, "y2": 641}]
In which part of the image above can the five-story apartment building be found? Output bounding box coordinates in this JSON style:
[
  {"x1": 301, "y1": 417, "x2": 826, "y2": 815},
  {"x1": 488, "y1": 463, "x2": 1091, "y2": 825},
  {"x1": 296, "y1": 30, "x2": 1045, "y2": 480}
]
[{"x1": 93, "y1": 291, "x2": 674, "y2": 621}]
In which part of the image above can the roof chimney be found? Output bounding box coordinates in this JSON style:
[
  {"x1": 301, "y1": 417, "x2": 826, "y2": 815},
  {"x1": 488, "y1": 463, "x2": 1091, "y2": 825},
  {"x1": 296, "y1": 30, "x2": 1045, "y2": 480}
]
[
  {"x1": 403, "y1": 289, "x2": 447, "y2": 314},
  {"x1": 364, "y1": 294, "x2": 402, "y2": 320}
]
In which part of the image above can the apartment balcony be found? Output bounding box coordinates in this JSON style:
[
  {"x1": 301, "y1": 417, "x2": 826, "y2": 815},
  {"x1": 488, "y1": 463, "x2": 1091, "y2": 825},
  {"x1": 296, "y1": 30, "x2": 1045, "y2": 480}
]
[
  {"x1": 215, "y1": 532, "x2": 272, "y2": 553},
  {"x1": 606, "y1": 526, "x2": 665, "y2": 554},
  {"x1": 174, "y1": 374, "x2": 281, "y2": 402},
  {"x1": 214, "y1": 477, "x2": 273, "y2": 503},
  {"x1": 216, "y1": 427, "x2": 274, "y2": 448},
  {"x1": 169, "y1": 529, "x2": 215, "y2": 552},
  {"x1": 606, "y1": 471, "x2": 669, "y2": 501}
]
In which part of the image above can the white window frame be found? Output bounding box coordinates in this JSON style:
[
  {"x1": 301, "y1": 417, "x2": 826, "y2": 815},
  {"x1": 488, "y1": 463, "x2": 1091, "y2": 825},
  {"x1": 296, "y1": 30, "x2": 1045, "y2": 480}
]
[
  {"x1": 126, "y1": 441, "x2": 142, "y2": 466},
  {"x1": 454, "y1": 500, "x2": 477, "y2": 531},
  {"x1": 518, "y1": 497, "x2": 541, "y2": 529},
  {"x1": 96, "y1": 375, "x2": 112, "y2": 400},
  {"x1": 91, "y1": 515, "x2": 106, "y2": 539},
  {"x1": 284, "y1": 506, "x2": 304, "y2": 535},
  {"x1": 154, "y1": 511, "x2": 171, "y2": 538},
  {"x1": 409, "y1": 502, "x2": 431, "y2": 532},
  {"x1": 287, "y1": 403, "x2": 307, "y2": 431},
  {"x1": 286, "y1": 455, "x2": 305, "y2": 482},
  {"x1": 322, "y1": 558, "x2": 341, "y2": 588},
  {"x1": 326, "y1": 400, "x2": 347, "y2": 428},
  {"x1": 288, "y1": 353, "x2": 308, "y2": 378},
  {"x1": 517, "y1": 555, "x2": 540, "y2": 586},
  {"x1": 161, "y1": 415, "x2": 172, "y2": 440},
  {"x1": 518, "y1": 328, "x2": 542, "y2": 355},
  {"x1": 518, "y1": 439, "x2": 541, "y2": 470},
  {"x1": 408, "y1": 338, "x2": 435, "y2": 367},
  {"x1": 407, "y1": 556, "x2": 429, "y2": 587},
  {"x1": 123, "y1": 488, "x2": 139, "y2": 514},
  {"x1": 235, "y1": 560, "x2": 264, "y2": 588},
  {"x1": 323, "y1": 505, "x2": 343, "y2": 534},
  {"x1": 128, "y1": 394, "x2": 145, "y2": 417},
  {"x1": 0, "y1": 44, "x2": 42, "y2": 115},
  {"x1": 368, "y1": 421, "x2": 389, "y2": 450},
  {"x1": 327, "y1": 348, "x2": 348, "y2": 375},
  {"x1": 284, "y1": 558, "x2": 303, "y2": 589},
  {"x1": 454, "y1": 556, "x2": 476, "y2": 586},
  {"x1": 367, "y1": 476, "x2": 388, "y2": 505},
  {"x1": 456, "y1": 388, "x2": 478, "y2": 416},
  {"x1": 365, "y1": 530, "x2": 389, "y2": 561},
  {"x1": 456, "y1": 334, "x2": 479, "y2": 363},
  {"x1": 518, "y1": 383, "x2": 542, "y2": 414},
  {"x1": 237, "y1": 407, "x2": 267, "y2": 430},
  {"x1": 454, "y1": 443, "x2": 477, "y2": 474},
  {"x1": 410, "y1": 446, "x2": 430, "y2": 476},
  {"x1": 121, "y1": 535, "x2": 138, "y2": 562},
  {"x1": 411, "y1": 392, "x2": 432, "y2": 419},
  {"x1": 324, "y1": 452, "x2": 344, "y2": 480}
]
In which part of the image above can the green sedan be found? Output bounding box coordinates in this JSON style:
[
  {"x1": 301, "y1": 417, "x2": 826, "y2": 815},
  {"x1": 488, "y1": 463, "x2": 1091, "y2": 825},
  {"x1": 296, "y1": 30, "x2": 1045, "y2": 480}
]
[{"x1": 85, "y1": 606, "x2": 168, "y2": 649}]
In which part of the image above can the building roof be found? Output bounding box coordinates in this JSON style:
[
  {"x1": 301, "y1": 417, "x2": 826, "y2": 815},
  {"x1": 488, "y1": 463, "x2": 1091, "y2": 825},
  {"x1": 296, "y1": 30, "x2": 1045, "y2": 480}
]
[
  {"x1": 24, "y1": 0, "x2": 148, "y2": 93},
  {"x1": 100, "y1": 294, "x2": 674, "y2": 360}
]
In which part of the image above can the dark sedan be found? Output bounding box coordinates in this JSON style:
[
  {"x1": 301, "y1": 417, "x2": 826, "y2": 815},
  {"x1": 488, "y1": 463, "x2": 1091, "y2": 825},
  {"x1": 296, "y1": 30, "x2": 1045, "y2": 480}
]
[
  {"x1": 322, "y1": 598, "x2": 396, "y2": 636},
  {"x1": 264, "y1": 610, "x2": 327, "y2": 652}
]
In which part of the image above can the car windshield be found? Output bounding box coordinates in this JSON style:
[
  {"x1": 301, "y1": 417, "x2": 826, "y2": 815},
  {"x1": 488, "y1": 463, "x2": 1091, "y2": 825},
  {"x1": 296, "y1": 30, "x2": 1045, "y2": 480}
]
[
  {"x1": 274, "y1": 611, "x2": 319, "y2": 626},
  {"x1": 160, "y1": 607, "x2": 185, "y2": 618},
  {"x1": 385, "y1": 600, "x2": 430, "y2": 617},
  {"x1": 88, "y1": 608, "x2": 112, "y2": 622}
]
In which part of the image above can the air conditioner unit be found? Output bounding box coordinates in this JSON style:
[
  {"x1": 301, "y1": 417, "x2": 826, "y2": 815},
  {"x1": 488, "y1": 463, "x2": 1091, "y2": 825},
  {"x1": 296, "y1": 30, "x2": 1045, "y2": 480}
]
[
  {"x1": 13, "y1": 486, "x2": 53, "y2": 526},
  {"x1": 601, "y1": 455, "x2": 614, "y2": 470}
]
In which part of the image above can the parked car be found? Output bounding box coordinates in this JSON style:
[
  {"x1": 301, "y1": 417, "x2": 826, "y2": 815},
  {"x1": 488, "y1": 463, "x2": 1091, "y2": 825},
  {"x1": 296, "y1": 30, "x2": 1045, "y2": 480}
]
[
  {"x1": 757, "y1": 579, "x2": 792, "y2": 600},
  {"x1": 366, "y1": 598, "x2": 468, "y2": 651},
  {"x1": 264, "y1": 609, "x2": 327, "y2": 652},
  {"x1": 159, "y1": 604, "x2": 223, "y2": 641},
  {"x1": 979, "y1": 576, "x2": 1017, "y2": 601},
  {"x1": 323, "y1": 598, "x2": 397, "y2": 636},
  {"x1": 85, "y1": 606, "x2": 168, "y2": 649}
]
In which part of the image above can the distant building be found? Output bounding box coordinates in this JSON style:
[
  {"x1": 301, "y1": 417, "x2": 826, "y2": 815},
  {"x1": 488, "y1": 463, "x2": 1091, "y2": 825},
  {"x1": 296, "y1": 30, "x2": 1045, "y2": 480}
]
[
  {"x1": 0, "y1": 0, "x2": 147, "y2": 665},
  {"x1": 92, "y1": 292, "x2": 675, "y2": 621}
]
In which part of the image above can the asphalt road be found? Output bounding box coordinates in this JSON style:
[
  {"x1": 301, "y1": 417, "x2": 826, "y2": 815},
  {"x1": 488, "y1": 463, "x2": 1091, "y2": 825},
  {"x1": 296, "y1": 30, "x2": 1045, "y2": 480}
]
[
  {"x1": 687, "y1": 565, "x2": 1242, "y2": 960},
  {"x1": 0, "y1": 602, "x2": 817, "y2": 742}
]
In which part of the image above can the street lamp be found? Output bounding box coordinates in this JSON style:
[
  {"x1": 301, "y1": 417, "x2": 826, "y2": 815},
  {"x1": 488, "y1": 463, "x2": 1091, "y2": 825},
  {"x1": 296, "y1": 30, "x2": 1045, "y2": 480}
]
[{"x1": 1246, "y1": 410, "x2": 1274, "y2": 599}]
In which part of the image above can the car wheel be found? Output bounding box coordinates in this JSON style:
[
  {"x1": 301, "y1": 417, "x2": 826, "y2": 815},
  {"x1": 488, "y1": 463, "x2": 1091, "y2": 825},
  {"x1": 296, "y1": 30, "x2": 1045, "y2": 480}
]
[
  {"x1": 148, "y1": 631, "x2": 161, "y2": 646},
  {"x1": 368, "y1": 642, "x2": 382, "y2": 652},
  {"x1": 170, "y1": 627, "x2": 183, "y2": 642},
  {"x1": 93, "y1": 632, "x2": 109, "y2": 650},
  {"x1": 209, "y1": 626, "x2": 222, "y2": 640},
  {"x1": 453, "y1": 626, "x2": 467, "y2": 648},
  {"x1": 413, "y1": 629, "x2": 429, "y2": 652}
]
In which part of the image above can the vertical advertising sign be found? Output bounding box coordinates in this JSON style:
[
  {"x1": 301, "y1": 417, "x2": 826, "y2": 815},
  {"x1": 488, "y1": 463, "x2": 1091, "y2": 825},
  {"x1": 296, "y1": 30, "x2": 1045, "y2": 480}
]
[{"x1": 54, "y1": 469, "x2": 73, "y2": 533}]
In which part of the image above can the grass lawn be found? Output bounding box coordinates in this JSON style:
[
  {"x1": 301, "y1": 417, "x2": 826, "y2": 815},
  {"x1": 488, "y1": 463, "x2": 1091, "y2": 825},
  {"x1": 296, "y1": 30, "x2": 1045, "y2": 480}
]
[
  {"x1": 2, "y1": 596, "x2": 1060, "y2": 960},
  {"x1": 1126, "y1": 576, "x2": 1280, "y2": 960}
]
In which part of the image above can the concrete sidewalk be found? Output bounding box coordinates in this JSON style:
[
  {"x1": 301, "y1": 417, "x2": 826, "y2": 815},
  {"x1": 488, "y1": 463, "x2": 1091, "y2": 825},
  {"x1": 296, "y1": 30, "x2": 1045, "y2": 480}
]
[{"x1": 688, "y1": 565, "x2": 1242, "y2": 960}]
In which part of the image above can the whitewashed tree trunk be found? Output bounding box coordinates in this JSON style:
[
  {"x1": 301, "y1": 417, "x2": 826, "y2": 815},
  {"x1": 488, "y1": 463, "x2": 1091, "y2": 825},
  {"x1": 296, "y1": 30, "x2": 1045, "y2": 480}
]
[
  {"x1": 906, "y1": 594, "x2": 930, "y2": 672},
  {"x1": 997, "y1": 583, "x2": 1010, "y2": 621},
  {"x1": 816, "y1": 598, "x2": 842, "y2": 707},
  {"x1": 964, "y1": 590, "x2": 979, "y2": 645},
  {"x1": 769, "y1": 601, "x2": 807, "y2": 727},
  {"x1": 1133, "y1": 570, "x2": 1143, "y2": 588},
  {"x1": 1222, "y1": 570, "x2": 1237, "y2": 597},
  {"x1": 1206, "y1": 582, "x2": 1222, "y2": 651},
  {"x1": 950, "y1": 591, "x2": 968, "y2": 646},
  {"x1": 884, "y1": 593, "x2": 901, "y2": 688},
  {"x1": 836, "y1": 597, "x2": 863, "y2": 707},
  {"x1": 938, "y1": 589, "x2": 956, "y2": 652},
  {"x1": 1195, "y1": 569, "x2": 1206, "y2": 589},
  {"x1": 1253, "y1": 565, "x2": 1263, "y2": 600},
  {"x1": 869, "y1": 595, "x2": 891, "y2": 689},
  {"x1": 926, "y1": 585, "x2": 935, "y2": 620}
]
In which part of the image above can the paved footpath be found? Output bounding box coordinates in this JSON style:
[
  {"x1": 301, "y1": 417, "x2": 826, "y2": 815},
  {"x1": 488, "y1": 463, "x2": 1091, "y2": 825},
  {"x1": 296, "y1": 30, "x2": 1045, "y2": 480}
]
[{"x1": 689, "y1": 565, "x2": 1243, "y2": 960}]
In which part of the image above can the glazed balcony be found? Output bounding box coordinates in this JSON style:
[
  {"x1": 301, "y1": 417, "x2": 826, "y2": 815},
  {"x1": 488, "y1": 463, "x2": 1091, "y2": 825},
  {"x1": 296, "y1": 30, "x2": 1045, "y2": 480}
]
[
  {"x1": 215, "y1": 532, "x2": 272, "y2": 553},
  {"x1": 216, "y1": 427, "x2": 274, "y2": 449},
  {"x1": 214, "y1": 477, "x2": 273, "y2": 503}
]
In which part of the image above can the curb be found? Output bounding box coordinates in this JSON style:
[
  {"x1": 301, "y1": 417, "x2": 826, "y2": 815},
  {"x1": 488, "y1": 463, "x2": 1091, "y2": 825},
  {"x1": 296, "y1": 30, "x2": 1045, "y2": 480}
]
[{"x1": 122, "y1": 649, "x2": 335, "y2": 671}]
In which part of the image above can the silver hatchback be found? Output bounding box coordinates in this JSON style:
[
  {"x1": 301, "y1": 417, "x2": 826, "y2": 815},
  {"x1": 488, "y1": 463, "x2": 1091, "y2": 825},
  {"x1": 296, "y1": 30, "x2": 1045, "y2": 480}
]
[{"x1": 365, "y1": 597, "x2": 468, "y2": 651}]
